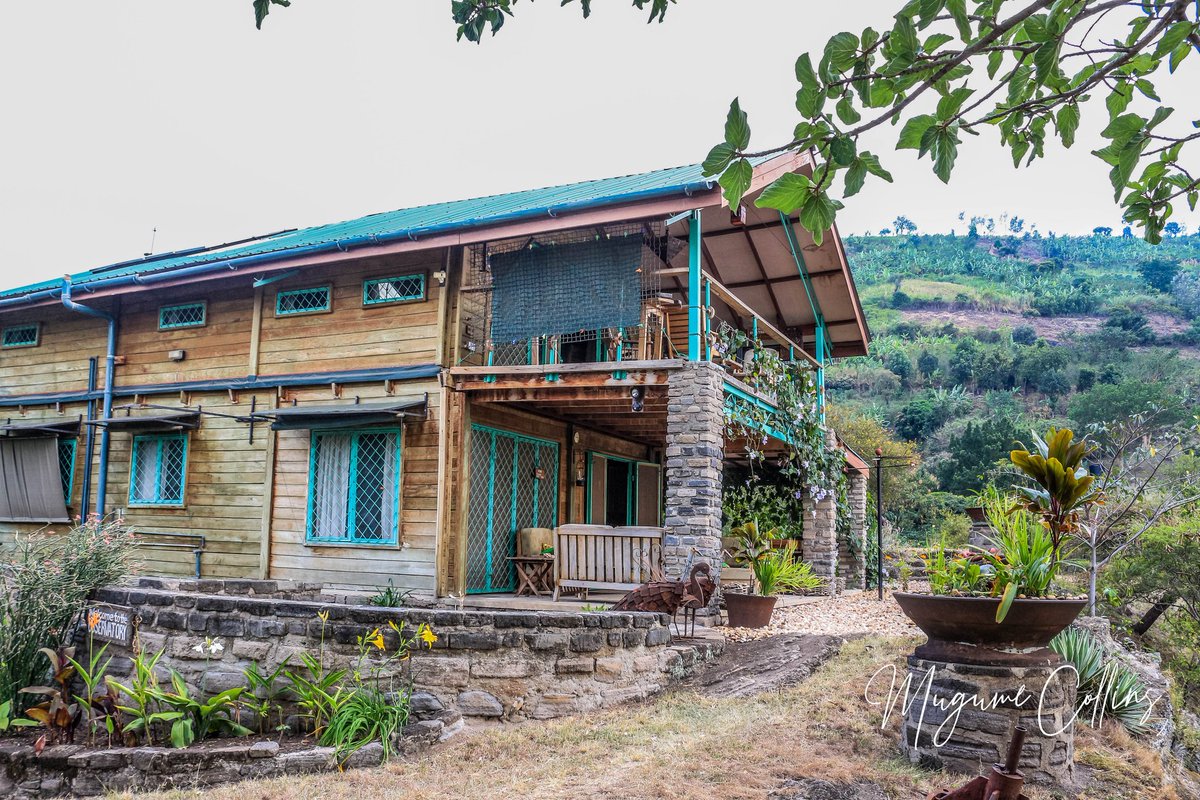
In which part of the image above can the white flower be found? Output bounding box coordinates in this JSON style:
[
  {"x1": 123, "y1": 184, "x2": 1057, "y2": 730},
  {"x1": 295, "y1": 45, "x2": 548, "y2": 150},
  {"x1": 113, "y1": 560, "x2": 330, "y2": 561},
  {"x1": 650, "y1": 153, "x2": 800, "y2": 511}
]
[
  {"x1": 209, "y1": 640, "x2": 225, "y2": 655},
  {"x1": 193, "y1": 643, "x2": 205, "y2": 654}
]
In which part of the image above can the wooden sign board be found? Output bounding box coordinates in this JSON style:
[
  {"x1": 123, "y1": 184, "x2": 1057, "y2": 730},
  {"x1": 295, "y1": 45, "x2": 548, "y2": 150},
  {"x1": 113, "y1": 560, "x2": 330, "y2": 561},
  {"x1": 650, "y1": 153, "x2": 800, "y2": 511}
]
[{"x1": 85, "y1": 603, "x2": 136, "y2": 646}]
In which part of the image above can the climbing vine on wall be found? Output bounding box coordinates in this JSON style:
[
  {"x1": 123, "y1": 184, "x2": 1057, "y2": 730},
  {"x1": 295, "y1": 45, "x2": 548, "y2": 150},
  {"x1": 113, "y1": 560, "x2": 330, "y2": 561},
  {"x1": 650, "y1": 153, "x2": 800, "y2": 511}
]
[{"x1": 715, "y1": 326, "x2": 847, "y2": 528}]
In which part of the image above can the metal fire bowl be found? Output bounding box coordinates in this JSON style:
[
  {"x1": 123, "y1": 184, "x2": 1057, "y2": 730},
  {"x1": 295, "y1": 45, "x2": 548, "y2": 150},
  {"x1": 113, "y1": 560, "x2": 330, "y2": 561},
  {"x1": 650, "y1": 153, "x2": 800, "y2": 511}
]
[{"x1": 894, "y1": 592, "x2": 1086, "y2": 665}]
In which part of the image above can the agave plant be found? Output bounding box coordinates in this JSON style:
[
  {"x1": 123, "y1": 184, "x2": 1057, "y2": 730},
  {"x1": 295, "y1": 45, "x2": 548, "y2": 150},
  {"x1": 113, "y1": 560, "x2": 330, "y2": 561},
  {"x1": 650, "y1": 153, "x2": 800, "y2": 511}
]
[{"x1": 1010, "y1": 427, "x2": 1099, "y2": 555}]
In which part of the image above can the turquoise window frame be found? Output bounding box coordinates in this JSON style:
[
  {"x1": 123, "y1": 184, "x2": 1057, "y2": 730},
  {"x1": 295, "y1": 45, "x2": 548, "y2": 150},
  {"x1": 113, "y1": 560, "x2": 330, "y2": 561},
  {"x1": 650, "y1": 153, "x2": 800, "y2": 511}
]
[
  {"x1": 305, "y1": 427, "x2": 403, "y2": 546},
  {"x1": 158, "y1": 301, "x2": 207, "y2": 330},
  {"x1": 584, "y1": 451, "x2": 659, "y2": 526},
  {"x1": 275, "y1": 285, "x2": 332, "y2": 316},
  {"x1": 362, "y1": 274, "x2": 426, "y2": 306},
  {"x1": 58, "y1": 438, "x2": 77, "y2": 503},
  {"x1": 2, "y1": 323, "x2": 40, "y2": 348},
  {"x1": 128, "y1": 434, "x2": 189, "y2": 506}
]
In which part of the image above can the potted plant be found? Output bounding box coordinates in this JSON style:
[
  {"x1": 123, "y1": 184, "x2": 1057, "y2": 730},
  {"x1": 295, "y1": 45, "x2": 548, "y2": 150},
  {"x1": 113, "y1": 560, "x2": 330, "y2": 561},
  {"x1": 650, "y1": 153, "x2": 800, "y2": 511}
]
[
  {"x1": 724, "y1": 523, "x2": 823, "y2": 627},
  {"x1": 894, "y1": 428, "x2": 1094, "y2": 661}
]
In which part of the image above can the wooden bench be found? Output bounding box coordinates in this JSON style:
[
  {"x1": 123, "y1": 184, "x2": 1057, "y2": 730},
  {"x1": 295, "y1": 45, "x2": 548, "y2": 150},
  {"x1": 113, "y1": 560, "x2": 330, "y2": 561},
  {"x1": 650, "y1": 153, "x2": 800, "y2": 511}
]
[{"x1": 553, "y1": 524, "x2": 663, "y2": 600}]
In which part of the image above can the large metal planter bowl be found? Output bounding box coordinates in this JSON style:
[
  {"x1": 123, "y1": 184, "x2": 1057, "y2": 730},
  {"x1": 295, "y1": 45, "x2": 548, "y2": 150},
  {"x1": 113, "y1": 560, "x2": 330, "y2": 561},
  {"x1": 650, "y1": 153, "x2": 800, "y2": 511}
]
[
  {"x1": 894, "y1": 592, "x2": 1086, "y2": 665},
  {"x1": 724, "y1": 593, "x2": 777, "y2": 628}
]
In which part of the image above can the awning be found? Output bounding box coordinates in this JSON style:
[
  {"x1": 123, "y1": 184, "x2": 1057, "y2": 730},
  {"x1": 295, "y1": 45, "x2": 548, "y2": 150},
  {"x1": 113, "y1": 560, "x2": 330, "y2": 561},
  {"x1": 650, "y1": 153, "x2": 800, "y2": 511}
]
[
  {"x1": 0, "y1": 417, "x2": 82, "y2": 438},
  {"x1": 87, "y1": 411, "x2": 201, "y2": 433},
  {"x1": 250, "y1": 396, "x2": 427, "y2": 431}
]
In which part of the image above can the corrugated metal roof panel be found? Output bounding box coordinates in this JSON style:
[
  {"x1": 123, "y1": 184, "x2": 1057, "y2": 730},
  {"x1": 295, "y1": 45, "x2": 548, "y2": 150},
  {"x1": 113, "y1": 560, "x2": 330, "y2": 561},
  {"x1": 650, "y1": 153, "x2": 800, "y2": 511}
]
[{"x1": 1, "y1": 161, "x2": 728, "y2": 301}]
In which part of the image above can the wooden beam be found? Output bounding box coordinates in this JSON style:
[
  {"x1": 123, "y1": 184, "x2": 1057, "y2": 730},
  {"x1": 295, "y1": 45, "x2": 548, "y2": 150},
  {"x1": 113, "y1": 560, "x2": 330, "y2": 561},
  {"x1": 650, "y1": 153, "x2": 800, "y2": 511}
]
[
  {"x1": 701, "y1": 271, "x2": 819, "y2": 368},
  {"x1": 742, "y1": 228, "x2": 785, "y2": 324},
  {"x1": 450, "y1": 359, "x2": 681, "y2": 378},
  {"x1": 723, "y1": 268, "x2": 843, "y2": 290}
]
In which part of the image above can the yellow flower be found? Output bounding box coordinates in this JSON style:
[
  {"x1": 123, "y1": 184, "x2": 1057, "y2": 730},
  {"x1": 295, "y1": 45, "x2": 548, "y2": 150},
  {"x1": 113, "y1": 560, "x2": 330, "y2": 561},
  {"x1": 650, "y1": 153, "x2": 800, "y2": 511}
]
[
  {"x1": 87, "y1": 610, "x2": 101, "y2": 631},
  {"x1": 316, "y1": 609, "x2": 330, "y2": 624},
  {"x1": 387, "y1": 619, "x2": 401, "y2": 634},
  {"x1": 419, "y1": 625, "x2": 437, "y2": 646},
  {"x1": 369, "y1": 629, "x2": 385, "y2": 650}
]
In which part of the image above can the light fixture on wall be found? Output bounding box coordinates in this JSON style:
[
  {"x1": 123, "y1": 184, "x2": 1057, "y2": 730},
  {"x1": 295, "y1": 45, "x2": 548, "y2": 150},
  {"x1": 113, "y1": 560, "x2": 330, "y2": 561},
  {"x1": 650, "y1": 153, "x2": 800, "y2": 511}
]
[
  {"x1": 168, "y1": 350, "x2": 186, "y2": 362},
  {"x1": 433, "y1": 270, "x2": 447, "y2": 286},
  {"x1": 630, "y1": 387, "x2": 645, "y2": 413}
]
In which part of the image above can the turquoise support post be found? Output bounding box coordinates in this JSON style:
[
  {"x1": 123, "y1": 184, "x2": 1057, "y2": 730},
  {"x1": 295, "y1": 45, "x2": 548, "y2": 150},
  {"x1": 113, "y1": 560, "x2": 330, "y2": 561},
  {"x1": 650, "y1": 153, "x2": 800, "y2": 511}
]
[
  {"x1": 815, "y1": 321, "x2": 827, "y2": 424},
  {"x1": 704, "y1": 279, "x2": 712, "y2": 360},
  {"x1": 688, "y1": 210, "x2": 703, "y2": 361}
]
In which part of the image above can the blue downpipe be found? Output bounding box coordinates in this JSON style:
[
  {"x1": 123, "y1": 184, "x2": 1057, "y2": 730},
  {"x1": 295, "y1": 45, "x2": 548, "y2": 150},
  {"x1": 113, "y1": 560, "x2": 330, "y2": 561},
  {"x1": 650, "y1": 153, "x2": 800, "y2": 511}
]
[{"x1": 61, "y1": 279, "x2": 116, "y2": 517}]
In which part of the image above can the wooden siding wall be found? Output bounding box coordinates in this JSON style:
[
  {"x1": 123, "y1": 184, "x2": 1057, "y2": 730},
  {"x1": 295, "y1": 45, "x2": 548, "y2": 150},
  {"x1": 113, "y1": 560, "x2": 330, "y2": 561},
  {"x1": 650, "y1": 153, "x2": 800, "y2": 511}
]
[
  {"x1": 0, "y1": 305, "x2": 112, "y2": 396},
  {"x1": 268, "y1": 380, "x2": 441, "y2": 592}
]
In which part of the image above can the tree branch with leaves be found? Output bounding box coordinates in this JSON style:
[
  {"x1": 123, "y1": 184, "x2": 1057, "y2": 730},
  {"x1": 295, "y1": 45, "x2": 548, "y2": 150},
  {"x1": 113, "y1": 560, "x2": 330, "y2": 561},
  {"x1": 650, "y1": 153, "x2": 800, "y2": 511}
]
[{"x1": 255, "y1": 0, "x2": 1200, "y2": 244}]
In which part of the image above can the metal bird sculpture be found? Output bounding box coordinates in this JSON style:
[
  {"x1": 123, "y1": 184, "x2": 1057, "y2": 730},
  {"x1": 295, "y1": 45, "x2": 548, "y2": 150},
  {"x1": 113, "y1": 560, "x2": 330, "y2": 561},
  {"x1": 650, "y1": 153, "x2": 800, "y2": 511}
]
[{"x1": 610, "y1": 562, "x2": 716, "y2": 638}]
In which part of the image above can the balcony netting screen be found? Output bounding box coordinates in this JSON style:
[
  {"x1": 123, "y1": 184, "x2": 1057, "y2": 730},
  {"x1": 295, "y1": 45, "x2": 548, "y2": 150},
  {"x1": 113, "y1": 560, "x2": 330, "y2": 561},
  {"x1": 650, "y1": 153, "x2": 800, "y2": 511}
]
[{"x1": 489, "y1": 236, "x2": 643, "y2": 342}]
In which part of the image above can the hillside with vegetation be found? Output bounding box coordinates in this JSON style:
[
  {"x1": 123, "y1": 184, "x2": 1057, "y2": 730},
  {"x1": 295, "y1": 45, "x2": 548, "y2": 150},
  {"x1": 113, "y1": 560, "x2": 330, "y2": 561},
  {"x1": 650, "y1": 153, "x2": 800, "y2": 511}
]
[{"x1": 830, "y1": 221, "x2": 1200, "y2": 541}]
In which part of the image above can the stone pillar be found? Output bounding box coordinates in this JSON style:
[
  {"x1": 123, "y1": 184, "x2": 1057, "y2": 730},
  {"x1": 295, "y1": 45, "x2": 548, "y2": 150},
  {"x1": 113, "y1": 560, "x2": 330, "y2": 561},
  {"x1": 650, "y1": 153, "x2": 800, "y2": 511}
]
[
  {"x1": 802, "y1": 490, "x2": 839, "y2": 595},
  {"x1": 901, "y1": 655, "x2": 1077, "y2": 787},
  {"x1": 662, "y1": 362, "x2": 725, "y2": 597},
  {"x1": 838, "y1": 471, "x2": 868, "y2": 590}
]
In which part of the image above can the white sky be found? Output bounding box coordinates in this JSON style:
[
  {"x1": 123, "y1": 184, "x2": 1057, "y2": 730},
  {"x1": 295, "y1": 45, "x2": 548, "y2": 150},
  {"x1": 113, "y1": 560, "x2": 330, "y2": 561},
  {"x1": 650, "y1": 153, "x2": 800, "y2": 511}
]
[{"x1": 1, "y1": 1, "x2": 1197, "y2": 289}]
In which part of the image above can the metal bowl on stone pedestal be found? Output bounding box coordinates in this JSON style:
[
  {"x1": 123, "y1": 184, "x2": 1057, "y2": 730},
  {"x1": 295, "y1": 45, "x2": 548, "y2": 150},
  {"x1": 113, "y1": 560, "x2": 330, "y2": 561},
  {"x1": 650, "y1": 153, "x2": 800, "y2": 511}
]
[{"x1": 893, "y1": 592, "x2": 1086, "y2": 665}]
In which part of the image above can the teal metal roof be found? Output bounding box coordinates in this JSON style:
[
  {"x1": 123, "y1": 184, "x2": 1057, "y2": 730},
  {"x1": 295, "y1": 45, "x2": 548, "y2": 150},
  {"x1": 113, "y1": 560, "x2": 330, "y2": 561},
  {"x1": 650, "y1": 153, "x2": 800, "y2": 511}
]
[{"x1": 0, "y1": 161, "x2": 726, "y2": 303}]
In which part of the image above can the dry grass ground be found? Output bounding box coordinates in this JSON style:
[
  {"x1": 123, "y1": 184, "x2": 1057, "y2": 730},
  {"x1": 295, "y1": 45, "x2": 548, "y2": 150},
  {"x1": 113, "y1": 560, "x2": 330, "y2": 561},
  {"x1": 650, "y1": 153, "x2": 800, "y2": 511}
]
[{"x1": 123, "y1": 637, "x2": 1190, "y2": 800}]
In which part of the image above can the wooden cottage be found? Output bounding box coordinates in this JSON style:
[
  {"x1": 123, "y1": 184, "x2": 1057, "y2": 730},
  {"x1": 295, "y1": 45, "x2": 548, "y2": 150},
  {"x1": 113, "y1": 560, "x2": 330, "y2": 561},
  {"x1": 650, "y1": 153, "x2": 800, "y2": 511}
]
[{"x1": 0, "y1": 153, "x2": 870, "y2": 600}]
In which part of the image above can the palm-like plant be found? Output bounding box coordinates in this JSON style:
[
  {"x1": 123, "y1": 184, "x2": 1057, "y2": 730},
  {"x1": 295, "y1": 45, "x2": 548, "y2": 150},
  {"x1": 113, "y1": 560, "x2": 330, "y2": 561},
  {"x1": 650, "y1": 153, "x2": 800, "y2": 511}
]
[{"x1": 1010, "y1": 427, "x2": 1099, "y2": 556}]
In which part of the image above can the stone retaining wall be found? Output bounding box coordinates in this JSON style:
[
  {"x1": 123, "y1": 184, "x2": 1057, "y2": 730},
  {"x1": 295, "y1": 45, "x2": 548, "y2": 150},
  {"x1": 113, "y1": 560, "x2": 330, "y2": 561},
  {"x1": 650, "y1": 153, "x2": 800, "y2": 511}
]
[
  {"x1": 91, "y1": 580, "x2": 721, "y2": 724},
  {"x1": 0, "y1": 723, "x2": 444, "y2": 799}
]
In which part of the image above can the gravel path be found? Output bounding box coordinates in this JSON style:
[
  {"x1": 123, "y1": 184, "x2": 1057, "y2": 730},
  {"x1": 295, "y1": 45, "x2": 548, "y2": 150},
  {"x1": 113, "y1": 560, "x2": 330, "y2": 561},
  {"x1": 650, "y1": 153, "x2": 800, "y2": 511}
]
[{"x1": 725, "y1": 587, "x2": 921, "y2": 642}]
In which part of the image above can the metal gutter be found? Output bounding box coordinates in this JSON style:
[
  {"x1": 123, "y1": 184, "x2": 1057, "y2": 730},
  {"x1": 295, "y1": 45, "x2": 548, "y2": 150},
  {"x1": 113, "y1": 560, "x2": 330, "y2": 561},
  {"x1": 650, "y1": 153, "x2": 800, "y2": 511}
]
[
  {"x1": 0, "y1": 180, "x2": 715, "y2": 309},
  {"x1": 0, "y1": 363, "x2": 442, "y2": 408},
  {"x1": 61, "y1": 277, "x2": 117, "y2": 515}
]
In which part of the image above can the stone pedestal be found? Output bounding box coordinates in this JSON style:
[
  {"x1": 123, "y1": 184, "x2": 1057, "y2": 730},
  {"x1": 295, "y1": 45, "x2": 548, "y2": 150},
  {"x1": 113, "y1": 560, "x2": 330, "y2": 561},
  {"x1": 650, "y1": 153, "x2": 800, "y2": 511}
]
[
  {"x1": 801, "y1": 490, "x2": 838, "y2": 595},
  {"x1": 900, "y1": 655, "x2": 1077, "y2": 787},
  {"x1": 662, "y1": 362, "x2": 725, "y2": 614},
  {"x1": 838, "y1": 471, "x2": 868, "y2": 590}
]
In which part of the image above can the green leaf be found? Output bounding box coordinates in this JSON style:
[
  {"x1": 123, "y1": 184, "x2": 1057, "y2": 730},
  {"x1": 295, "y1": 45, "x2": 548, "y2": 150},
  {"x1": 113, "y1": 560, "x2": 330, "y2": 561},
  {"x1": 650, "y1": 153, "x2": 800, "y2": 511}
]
[
  {"x1": 1106, "y1": 84, "x2": 1133, "y2": 118},
  {"x1": 1134, "y1": 79, "x2": 1160, "y2": 101},
  {"x1": 724, "y1": 98, "x2": 751, "y2": 150},
  {"x1": 946, "y1": 0, "x2": 971, "y2": 40},
  {"x1": 862, "y1": 26, "x2": 880, "y2": 50},
  {"x1": 987, "y1": 49, "x2": 1004, "y2": 79},
  {"x1": 996, "y1": 581, "x2": 1019, "y2": 623},
  {"x1": 795, "y1": 53, "x2": 820, "y2": 89},
  {"x1": 1156, "y1": 21, "x2": 1194, "y2": 58},
  {"x1": 1169, "y1": 41, "x2": 1191, "y2": 73},
  {"x1": 924, "y1": 33, "x2": 953, "y2": 51},
  {"x1": 936, "y1": 87, "x2": 973, "y2": 121},
  {"x1": 860, "y1": 151, "x2": 894, "y2": 182},
  {"x1": 1057, "y1": 103, "x2": 1080, "y2": 148},
  {"x1": 835, "y1": 96, "x2": 862, "y2": 125},
  {"x1": 844, "y1": 160, "x2": 868, "y2": 197},
  {"x1": 754, "y1": 172, "x2": 813, "y2": 213},
  {"x1": 799, "y1": 190, "x2": 843, "y2": 247},
  {"x1": 889, "y1": 14, "x2": 920, "y2": 58},
  {"x1": 896, "y1": 114, "x2": 936, "y2": 150},
  {"x1": 830, "y1": 135, "x2": 856, "y2": 166},
  {"x1": 824, "y1": 32, "x2": 860, "y2": 72},
  {"x1": 1033, "y1": 39, "x2": 1061, "y2": 85},
  {"x1": 718, "y1": 158, "x2": 753, "y2": 211},
  {"x1": 170, "y1": 719, "x2": 193, "y2": 749},
  {"x1": 931, "y1": 127, "x2": 959, "y2": 183},
  {"x1": 253, "y1": 0, "x2": 291, "y2": 30},
  {"x1": 795, "y1": 86, "x2": 825, "y2": 118},
  {"x1": 702, "y1": 143, "x2": 735, "y2": 176},
  {"x1": 1101, "y1": 113, "x2": 1146, "y2": 145}
]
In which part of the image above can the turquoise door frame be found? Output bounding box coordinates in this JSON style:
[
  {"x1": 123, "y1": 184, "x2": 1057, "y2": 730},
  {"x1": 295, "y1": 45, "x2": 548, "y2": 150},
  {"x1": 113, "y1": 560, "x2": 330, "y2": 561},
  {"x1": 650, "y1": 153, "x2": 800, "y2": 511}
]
[{"x1": 465, "y1": 425, "x2": 560, "y2": 594}]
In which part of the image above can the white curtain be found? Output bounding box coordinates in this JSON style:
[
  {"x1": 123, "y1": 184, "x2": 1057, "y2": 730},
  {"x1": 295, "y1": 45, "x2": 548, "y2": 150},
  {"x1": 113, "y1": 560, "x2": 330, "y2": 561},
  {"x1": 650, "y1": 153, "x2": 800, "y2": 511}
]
[
  {"x1": 312, "y1": 433, "x2": 351, "y2": 538},
  {"x1": 131, "y1": 439, "x2": 159, "y2": 502},
  {"x1": 377, "y1": 433, "x2": 400, "y2": 540}
]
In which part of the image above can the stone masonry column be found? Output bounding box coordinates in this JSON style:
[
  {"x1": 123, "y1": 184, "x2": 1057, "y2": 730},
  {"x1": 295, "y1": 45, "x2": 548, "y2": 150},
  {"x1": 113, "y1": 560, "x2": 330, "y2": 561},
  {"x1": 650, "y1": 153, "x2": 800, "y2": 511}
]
[
  {"x1": 662, "y1": 362, "x2": 725, "y2": 601},
  {"x1": 802, "y1": 490, "x2": 839, "y2": 596},
  {"x1": 839, "y1": 470, "x2": 869, "y2": 590}
]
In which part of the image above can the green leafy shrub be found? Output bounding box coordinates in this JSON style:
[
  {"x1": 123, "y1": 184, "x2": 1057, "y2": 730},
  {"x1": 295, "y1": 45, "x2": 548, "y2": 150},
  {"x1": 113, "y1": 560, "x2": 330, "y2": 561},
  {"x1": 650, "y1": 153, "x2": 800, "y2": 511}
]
[
  {"x1": 1, "y1": 519, "x2": 135, "y2": 712},
  {"x1": 1051, "y1": 627, "x2": 1154, "y2": 734},
  {"x1": 750, "y1": 543, "x2": 823, "y2": 597}
]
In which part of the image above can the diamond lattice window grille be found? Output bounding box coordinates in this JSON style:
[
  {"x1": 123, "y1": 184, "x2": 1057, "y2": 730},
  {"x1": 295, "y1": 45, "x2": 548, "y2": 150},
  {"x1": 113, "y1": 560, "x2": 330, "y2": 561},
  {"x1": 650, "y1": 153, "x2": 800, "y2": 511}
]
[
  {"x1": 128, "y1": 434, "x2": 188, "y2": 505},
  {"x1": 276, "y1": 286, "x2": 331, "y2": 316},
  {"x1": 2, "y1": 323, "x2": 40, "y2": 348},
  {"x1": 57, "y1": 438, "x2": 77, "y2": 501},
  {"x1": 306, "y1": 429, "x2": 401, "y2": 545},
  {"x1": 363, "y1": 274, "x2": 425, "y2": 306},
  {"x1": 158, "y1": 302, "x2": 207, "y2": 330}
]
